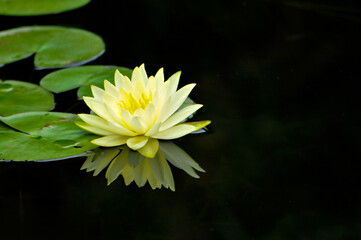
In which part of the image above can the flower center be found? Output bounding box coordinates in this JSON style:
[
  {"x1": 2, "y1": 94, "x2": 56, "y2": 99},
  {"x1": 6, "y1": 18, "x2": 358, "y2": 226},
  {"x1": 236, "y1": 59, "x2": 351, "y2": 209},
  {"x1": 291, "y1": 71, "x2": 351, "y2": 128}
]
[{"x1": 118, "y1": 90, "x2": 152, "y2": 115}]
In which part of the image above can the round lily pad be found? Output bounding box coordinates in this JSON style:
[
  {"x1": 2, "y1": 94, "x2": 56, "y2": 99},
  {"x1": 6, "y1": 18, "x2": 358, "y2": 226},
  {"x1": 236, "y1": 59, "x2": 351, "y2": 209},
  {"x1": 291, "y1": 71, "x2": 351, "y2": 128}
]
[
  {"x1": 0, "y1": 26, "x2": 105, "y2": 69},
  {"x1": 39, "y1": 65, "x2": 132, "y2": 97},
  {"x1": 0, "y1": 112, "x2": 98, "y2": 161},
  {"x1": 0, "y1": 80, "x2": 54, "y2": 117},
  {"x1": 40, "y1": 65, "x2": 119, "y2": 93},
  {"x1": 0, "y1": 0, "x2": 91, "y2": 16}
]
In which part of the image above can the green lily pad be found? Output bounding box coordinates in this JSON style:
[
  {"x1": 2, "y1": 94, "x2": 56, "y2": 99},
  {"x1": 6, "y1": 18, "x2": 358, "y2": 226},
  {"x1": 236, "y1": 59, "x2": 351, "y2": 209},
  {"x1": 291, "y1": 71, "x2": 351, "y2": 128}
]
[
  {"x1": 0, "y1": 80, "x2": 54, "y2": 117},
  {"x1": 0, "y1": 26, "x2": 105, "y2": 68},
  {"x1": 39, "y1": 65, "x2": 132, "y2": 97},
  {"x1": 0, "y1": 0, "x2": 90, "y2": 16},
  {"x1": 77, "y1": 67, "x2": 132, "y2": 98},
  {"x1": 0, "y1": 112, "x2": 98, "y2": 161},
  {"x1": 39, "y1": 65, "x2": 130, "y2": 93}
]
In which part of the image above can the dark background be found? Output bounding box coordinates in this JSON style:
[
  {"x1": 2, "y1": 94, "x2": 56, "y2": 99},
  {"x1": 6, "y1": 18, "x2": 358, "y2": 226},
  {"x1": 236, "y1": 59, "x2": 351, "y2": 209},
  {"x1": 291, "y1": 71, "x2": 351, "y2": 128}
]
[{"x1": 1, "y1": 0, "x2": 361, "y2": 239}]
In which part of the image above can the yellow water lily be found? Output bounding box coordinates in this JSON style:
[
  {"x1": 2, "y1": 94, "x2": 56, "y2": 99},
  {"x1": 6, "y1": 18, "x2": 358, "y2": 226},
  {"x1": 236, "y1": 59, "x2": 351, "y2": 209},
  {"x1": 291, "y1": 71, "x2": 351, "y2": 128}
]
[
  {"x1": 76, "y1": 64, "x2": 210, "y2": 158},
  {"x1": 81, "y1": 142, "x2": 205, "y2": 191}
]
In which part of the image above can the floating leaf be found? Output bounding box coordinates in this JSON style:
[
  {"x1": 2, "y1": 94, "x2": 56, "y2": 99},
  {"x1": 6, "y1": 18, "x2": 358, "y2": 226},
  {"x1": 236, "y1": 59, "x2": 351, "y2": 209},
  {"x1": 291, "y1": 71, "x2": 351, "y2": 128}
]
[
  {"x1": 0, "y1": 26, "x2": 105, "y2": 68},
  {"x1": 39, "y1": 65, "x2": 132, "y2": 97},
  {"x1": 0, "y1": 0, "x2": 91, "y2": 16},
  {"x1": 77, "y1": 67, "x2": 132, "y2": 98},
  {"x1": 39, "y1": 65, "x2": 130, "y2": 93},
  {"x1": 0, "y1": 80, "x2": 54, "y2": 117},
  {"x1": 0, "y1": 112, "x2": 98, "y2": 161}
]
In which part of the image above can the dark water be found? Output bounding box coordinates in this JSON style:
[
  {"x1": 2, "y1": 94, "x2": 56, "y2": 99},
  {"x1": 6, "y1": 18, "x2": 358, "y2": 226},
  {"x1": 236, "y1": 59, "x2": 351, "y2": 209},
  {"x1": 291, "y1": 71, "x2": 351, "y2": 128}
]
[{"x1": 1, "y1": 0, "x2": 361, "y2": 239}]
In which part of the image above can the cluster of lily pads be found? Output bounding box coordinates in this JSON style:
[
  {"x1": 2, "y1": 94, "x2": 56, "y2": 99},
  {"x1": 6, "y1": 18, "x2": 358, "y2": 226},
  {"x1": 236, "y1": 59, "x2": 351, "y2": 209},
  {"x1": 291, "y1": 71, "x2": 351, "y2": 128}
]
[{"x1": 0, "y1": 1, "x2": 209, "y2": 190}]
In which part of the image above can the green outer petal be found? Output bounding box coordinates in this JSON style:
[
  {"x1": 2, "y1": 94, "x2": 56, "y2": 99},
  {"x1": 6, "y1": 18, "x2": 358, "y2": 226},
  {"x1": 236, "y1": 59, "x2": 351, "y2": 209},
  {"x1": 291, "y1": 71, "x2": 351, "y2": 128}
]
[
  {"x1": 105, "y1": 147, "x2": 129, "y2": 185},
  {"x1": 137, "y1": 138, "x2": 159, "y2": 158}
]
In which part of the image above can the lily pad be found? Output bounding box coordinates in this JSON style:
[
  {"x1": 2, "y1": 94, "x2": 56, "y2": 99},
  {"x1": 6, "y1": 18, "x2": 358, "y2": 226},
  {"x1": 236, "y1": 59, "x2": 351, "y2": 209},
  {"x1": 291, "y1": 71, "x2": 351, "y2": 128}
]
[
  {"x1": 40, "y1": 65, "x2": 131, "y2": 94},
  {"x1": 0, "y1": 26, "x2": 105, "y2": 69},
  {"x1": 0, "y1": 112, "x2": 98, "y2": 161},
  {"x1": 39, "y1": 65, "x2": 132, "y2": 97},
  {"x1": 0, "y1": 0, "x2": 90, "y2": 16},
  {"x1": 0, "y1": 80, "x2": 54, "y2": 117}
]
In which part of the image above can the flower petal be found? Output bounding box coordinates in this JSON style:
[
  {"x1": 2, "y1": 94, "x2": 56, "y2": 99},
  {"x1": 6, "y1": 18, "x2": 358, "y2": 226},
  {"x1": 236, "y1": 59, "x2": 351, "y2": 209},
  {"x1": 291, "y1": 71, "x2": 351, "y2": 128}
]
[
  {"x1": 133, "y1": 160, "x2": 148, "y2": 187},
  {"x1": 93, "y1": 148, "x2": 119, "y2": 176},
  {"x1": 75, "y1": 121, "x2": 114, "y2": 136},
  {"x1": 91, "y1": 85, "x2": 105, "y2": 100},
  {"x1": 152, "y1": 121, "x2": 211, "y2": 140},
  {"x1": 127, "y1": 136, "x2": 149, "y2": 150},
  {"x1": 122, "y1": 165, "x2": 134, "y2": 185},
  {"x1": 114, "y1": 69, "x2": 124, "y2": 89},
  {"x1": 105, "y1": 147, "x2": 129, "y2": 185},
  {"x1": 166, "y1": 71, "x2": 181, "y2": 95},
  {"x1": 102, "y1": 92, "x2": 124, "y2": 124},
  {"x1": 104, "y1": 80, "x2": 119, "y2": 98},
  {"x1": 148, "y1": 154, "x2": 164, "y2": 183},
  {"x1": 138, "y1": 138, "x2": 159, "y2": 158},
  {"x1": 159, "y1": 83, "x2": 196, "y2": 122},
  {"x1": 145, "y1": 122, "x2": 161, "y2": 137},
  {"x1": 108, "y1": 121, "x2": 137, "y2": 136},
  {"x1": 83, "y1": 96, "x2": 113, "y2": 121},
  {"x1": 78, "y1": 114, "x2": 113, "y2": 132},
  {"x1": 129, "y1": 116, "x2": 148, "y2": 133},
  {"x1": 127, "y1": 150, "x2": 145, "y2": 168},
  {"x1": 157, "y1": 150, "x2": 175, "y2": 191},
  {"x1": 159, "y1": 104, "x2": 203, "y2": 131},
  {"x1": 159, "y1": 142, "x2": 205, "y2": 178},
  {"x1": 145, "y1": 160, "x2": 162, "y2": 189},
  {"x1": 92, "y1": 135, "x2": 129, "y2": 147},
  {"x1": 131, "y1": 64, "x2": 148, "y2": 85}
]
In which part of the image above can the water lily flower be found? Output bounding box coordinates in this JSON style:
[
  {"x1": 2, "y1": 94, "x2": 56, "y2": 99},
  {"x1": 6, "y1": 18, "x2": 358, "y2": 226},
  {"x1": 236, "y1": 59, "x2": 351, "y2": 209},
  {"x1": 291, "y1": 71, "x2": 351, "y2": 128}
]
[
  {"x1": 81, "y1": 142, "x2": 205, "y2": 191},
  {"x1": 76, "y1": 64, "x2": 210, "y2": 158}
]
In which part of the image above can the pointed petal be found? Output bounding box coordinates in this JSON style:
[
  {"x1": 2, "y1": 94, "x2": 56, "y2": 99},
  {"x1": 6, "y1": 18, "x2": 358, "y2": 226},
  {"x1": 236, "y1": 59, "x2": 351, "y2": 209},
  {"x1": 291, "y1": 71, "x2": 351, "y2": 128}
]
[
  {"x1": 93, "y1": 148, "x2": 120, "y2": 176},
  {"x1": 129, "y1": 116, "x2": 148, "y2": 133},
  {"x1": 75, "y1": 121, "x2": 114, "y2": 136},
  {"x1": 122, "y1": 165, "x2": 134, "y2": 185},
  {"x1": 80, "y1": 153, "x2": 96, "y2": 171},
  {"x1": 127, "y1": 136, "x2": 149, "y2": 150},
  {"x1": 166, "y1": 71, "x2": 181, "y2": 95},
  {"x1": 145, "y1": 122, "x2": 161, "y2": 136},
  {"x1": 83, "y1": 97, "x2": 113, "y2": 121},
  {"x1": 152, "y1": 121, "x2": 211, "y2": 140},
  {"x1": 157, "y1": 150, "x2": 175, "y2": 191},
  {"x1": 102, "y1": 92, "x2": 124, "y2": 124},
  {"x1": 146, "y1": 160, "x2": 162, "y2": 189},
  {"x1": 148, "y1": 154, "x2": 164, "y2": 183},
  {"x1": 114, "y1": 69, "x2": 124, "y2": 89},
  {"x1": 78, "y1": 114, "x2": 113, "y2": 132},
  {"x1": 91, "y1": 85, "x2": 105, "y2": 100},
  {"x1": 133, "y1": 160, "x2": 148, "y2": 187},
  {"x1": 160, "y1": 142, "x2": 205, "y2": 176},
  {"x1": 92, "y1": 135, "x2": 129, "y2": 147},
  {"x1": 131, "y1": 64, "x2": 148, "y2": 85},
  {"x1": 138, "y1": 138, "x2": 159, "y2": 158},
  {"x1": 127, "y1": 150, "x2": 145, "y2": 168},
  {"x1": 108, "y1": 121, "x2": 137, "y2": 136},
  {"x1": 104, "y1": 80, "x2": 119, "y2": 98},
  {"x1": 105, "y1": 147, "x2": 129, "y2": 185},
  {"x1": 144, "y1": 102, "x2": 156, "y2": 126},
  {"x1": 159, "y1": 104, "x2": 203, "y2": 131},
  {"x1": 159, "y1": 83, "x2": 196, "y2": 122}
]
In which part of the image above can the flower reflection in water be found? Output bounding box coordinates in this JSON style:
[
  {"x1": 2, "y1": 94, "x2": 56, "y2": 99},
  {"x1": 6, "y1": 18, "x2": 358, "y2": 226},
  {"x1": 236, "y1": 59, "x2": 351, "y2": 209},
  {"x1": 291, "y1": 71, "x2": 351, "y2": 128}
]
[{"x1": 81, "y1": 141, "x2": 205, "y2": 191}]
